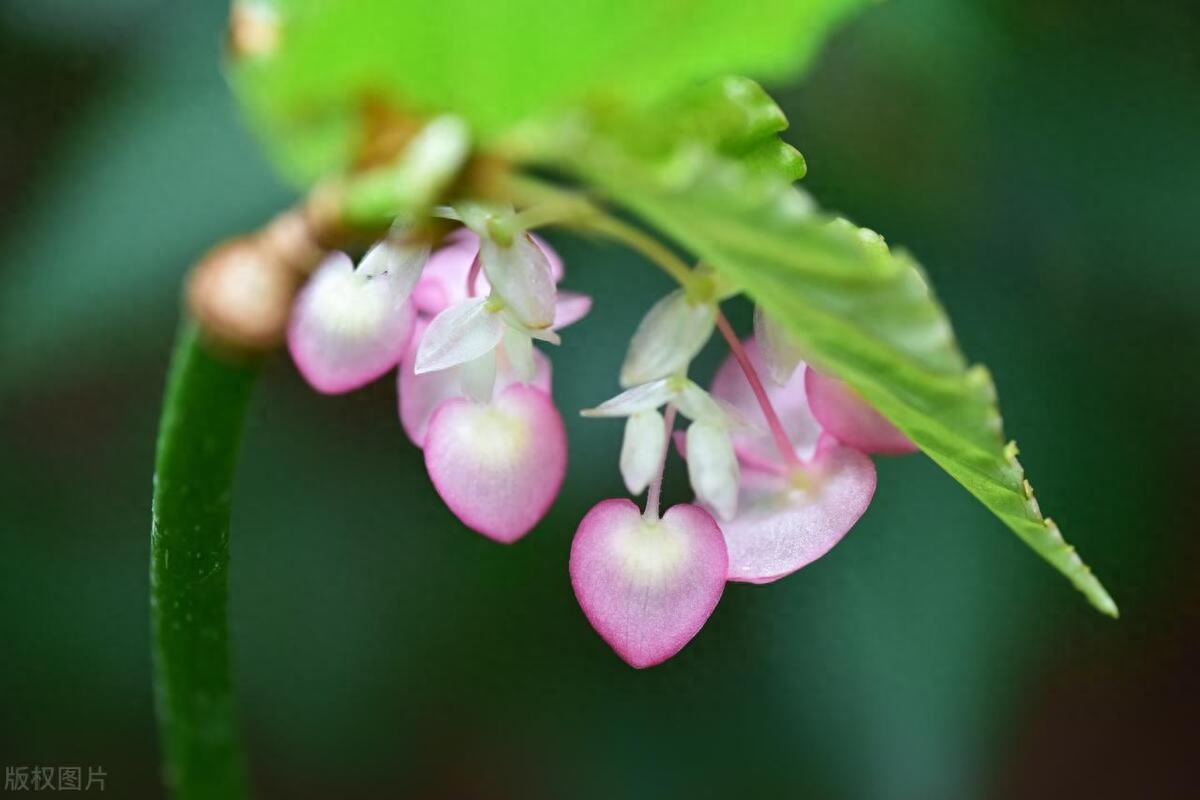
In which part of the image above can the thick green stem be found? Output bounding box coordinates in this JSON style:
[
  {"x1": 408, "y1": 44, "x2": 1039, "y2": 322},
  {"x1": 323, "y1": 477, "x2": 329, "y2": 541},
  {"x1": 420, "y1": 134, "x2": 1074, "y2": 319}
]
[{"x1": 150, "y1": 324, "x2": 257, "y2": 800}]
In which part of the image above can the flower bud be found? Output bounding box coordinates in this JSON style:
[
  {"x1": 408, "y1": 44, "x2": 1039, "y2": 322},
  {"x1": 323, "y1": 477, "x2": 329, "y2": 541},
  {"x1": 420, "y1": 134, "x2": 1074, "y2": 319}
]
[
  {"x1": 620, "y1": 411, "x2": 667, "y2": 495},
  {"x1": 685, "y1": 420, "x2": 740, "y2": 520},
  {"x1": 479, "y1": 233, "x2": 557, "y2": 329},
  {"x1": 187, "y1": 237, "x2": 301, "y2": 353},
  {"x1": 620, "y1": 289, "x2": 714, "y2": 387}
]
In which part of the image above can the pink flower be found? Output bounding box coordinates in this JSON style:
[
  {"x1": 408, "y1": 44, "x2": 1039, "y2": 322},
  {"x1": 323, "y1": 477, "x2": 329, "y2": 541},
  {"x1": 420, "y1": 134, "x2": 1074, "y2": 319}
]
[
  {"x1": 701, "y1": 337, "x2": 878, "y2": 584},
  {"x1": 287, "y1": 222, "x2": 590, "y2": 545}
]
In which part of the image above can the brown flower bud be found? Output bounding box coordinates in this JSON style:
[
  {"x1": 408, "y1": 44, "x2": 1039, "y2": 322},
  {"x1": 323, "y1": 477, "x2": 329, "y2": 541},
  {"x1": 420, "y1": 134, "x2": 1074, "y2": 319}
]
[{"x1": 186, "y1": 237, "x2": 302, "y2": 354}]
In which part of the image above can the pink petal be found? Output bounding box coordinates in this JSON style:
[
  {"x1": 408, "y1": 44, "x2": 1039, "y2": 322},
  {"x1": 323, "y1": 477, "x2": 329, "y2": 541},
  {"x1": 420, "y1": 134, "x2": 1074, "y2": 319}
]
[
  {"x1": 410, "y1": 233, "x2": 479, "y2": 316},
  {"x1": 410, "y1": 231, "x2": 563, "y2": 318},
  {"x1": 568, "y1": 501, "x2": 724, "y2": 671},
  {"x1": 287, "y1": 252, "x2": 415, "y2": 394},
  {"x1": 423, "y1": 384, "x2": 566, "y2": 543},
  {"x1": 570, "y1": 499, "x2": 727, "y2": 668},
  {"x1": 534, "y1": 233, "x2": 565, "y2": 282},
  {"x1": 805, "y1": 369, "x2": 918, "y2": 455},
  {"x1": 710, "y1": 337, "x2": 821, "y2": 466},
  {"x1": 710, "y1": 441, "x2": 876, "y2": 584},
  {"x1": 552, "y1": 291, "x2": 592, "y2": 330}
]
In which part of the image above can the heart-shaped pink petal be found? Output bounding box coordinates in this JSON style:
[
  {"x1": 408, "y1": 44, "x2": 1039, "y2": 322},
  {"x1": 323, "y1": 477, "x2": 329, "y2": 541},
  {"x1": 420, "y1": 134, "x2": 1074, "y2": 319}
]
[
  {"x1": 570, "y1": 499, "x2": 727, "y2": 668},
  {"x1": 287, "y1": 252, "x2": 415, "y2": 394},
  {"x1": 805, "y1": 369, "x2": 917, "y2": 455},
  {"x1": 423, "y1": 384, "x2": 566, "y2": 543},
  {"x1": 712, "y1": 439, "x2": 876, "y2": 584}
]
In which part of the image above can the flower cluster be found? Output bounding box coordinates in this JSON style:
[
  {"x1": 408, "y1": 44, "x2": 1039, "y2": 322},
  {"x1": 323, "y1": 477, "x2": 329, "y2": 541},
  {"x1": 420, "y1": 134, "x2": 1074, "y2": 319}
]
[
  {"x1": 288, "y1": 213, "x2": 590, "y2": 543},
  {"x1": 285, "y1": 213, "x2": 914, "y2": 669},
  {"x1": 570, "y1": 289, "x2": 916, "y2": 667}
]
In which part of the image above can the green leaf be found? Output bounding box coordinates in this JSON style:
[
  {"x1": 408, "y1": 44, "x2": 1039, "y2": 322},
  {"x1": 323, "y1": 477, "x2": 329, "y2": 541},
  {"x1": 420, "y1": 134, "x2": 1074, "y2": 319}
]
[
  {"x1": 557, "y1": 103, "x2": 1117, "y2": 617},
  {"x1": 230, "y1": 0, "x2": 870, "y2": 183}
]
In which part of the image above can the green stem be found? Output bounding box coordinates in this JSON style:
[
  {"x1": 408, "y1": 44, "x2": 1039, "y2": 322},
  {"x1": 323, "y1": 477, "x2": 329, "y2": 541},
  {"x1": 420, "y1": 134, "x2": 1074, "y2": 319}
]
[{"x1": 151, "y1": 323, "x2": 257, "y2": 800}]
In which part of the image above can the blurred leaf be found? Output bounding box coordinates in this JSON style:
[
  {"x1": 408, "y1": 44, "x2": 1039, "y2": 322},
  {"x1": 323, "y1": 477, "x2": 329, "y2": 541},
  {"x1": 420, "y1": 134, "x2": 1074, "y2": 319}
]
[
  {"x1": 230, "y1": 0, "x2": 869, "y2": 183},
  {"x1": 556, "y1": 109, "x2": 1117, "y2": 617}
]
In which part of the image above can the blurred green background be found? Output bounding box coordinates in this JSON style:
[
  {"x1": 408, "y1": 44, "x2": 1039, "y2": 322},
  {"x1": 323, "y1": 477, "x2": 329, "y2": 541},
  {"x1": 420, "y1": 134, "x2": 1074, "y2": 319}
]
[{"x1": 1, "y1": 1, "x2": 1197, "y2": 797}]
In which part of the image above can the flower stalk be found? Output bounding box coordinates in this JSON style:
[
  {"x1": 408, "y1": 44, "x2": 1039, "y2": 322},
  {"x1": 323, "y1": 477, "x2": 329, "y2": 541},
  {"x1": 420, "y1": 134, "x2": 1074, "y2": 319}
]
[
  {"x1": 642, "y1": 404, "x2": 678, "y2": 521},
  {"x1": 151, "y1": 324, "x2": 256, "y2": 800}
]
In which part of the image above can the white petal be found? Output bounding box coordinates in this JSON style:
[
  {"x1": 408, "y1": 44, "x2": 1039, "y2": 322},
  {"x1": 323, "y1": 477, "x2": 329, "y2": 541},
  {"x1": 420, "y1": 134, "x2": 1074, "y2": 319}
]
[
  {"x1": 503, "y1": 310, "x2": 562, "y2": 345},
  {"x1": 581, "y1": 378, "x2": 676, "y2": 418},
  {"x1": 674, "y1": 381, "x2": 730, "y2": 426},
  {"x1": 753, "y1": 306, "x2": 804, "y2": 385},
  {"x1": 620, "y1": 410, "x2": 667, "y2": 495},
  {"x1": 620, "y1": 290, "x2": 715, "y2": 387},
  {"x1": 502, "y1": 325, "x2": 536, "y2": 383},
  {"x1": 414, "y1": 297, "x2": 503, "y2": 374},
  {"x1": 480, "y1": 233, "x2": 557, "y2": 329},
  {"x1": 686, "y1": 421, "x2": 740, "y2": 521},
  {"x1": 459, "y1": 349, "x2": 497, "y2": 402}
]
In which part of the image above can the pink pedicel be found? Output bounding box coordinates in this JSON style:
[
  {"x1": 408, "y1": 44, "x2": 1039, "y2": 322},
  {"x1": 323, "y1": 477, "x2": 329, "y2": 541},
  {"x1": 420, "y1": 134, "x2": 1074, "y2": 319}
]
[
  {"x1": 288, "y1": 252, "x2": 416, "y2": 394},
  {"x1": 714, "y1": 437, "x2": 875, "y2": 584},
  {"x1": 805, "y1": 369, "x2": 917, "y2": 455},
  {"x1": 710, "y1": 337, "x2": 821, "y2": 468},
  {"x1": 570, "y1": 499, "x2": 727, "y2": 668},
  {"x1": 423, "y1": 384, "x2": 567, "y2": 544}
]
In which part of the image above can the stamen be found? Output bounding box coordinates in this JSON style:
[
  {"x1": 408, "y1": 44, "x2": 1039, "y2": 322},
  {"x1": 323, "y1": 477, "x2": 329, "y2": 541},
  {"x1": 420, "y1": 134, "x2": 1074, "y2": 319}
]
[
  {"x1": 714, "y1": 311, "x2": 802, "y2": 471},
  {"x1": 642, "y1": 404, "x2": 678, "y2": 521}
]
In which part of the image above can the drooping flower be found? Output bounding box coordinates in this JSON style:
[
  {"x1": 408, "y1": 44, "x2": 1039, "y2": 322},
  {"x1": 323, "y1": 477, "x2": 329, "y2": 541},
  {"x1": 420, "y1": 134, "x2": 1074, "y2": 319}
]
[
  {"x1": 399, "y1": 224, "x2": 589, "y2": 542},
  {"x1": 572, "y1": 291, "x2": 733, "y2": 668},
  {"x1": 583, "y1": 288, "x2": 745, "y2": 522},
  {"x1": 285, "y1": 216, "x2": 588, "y2": 546},
  {"x1": 700, "y1": 336, "x2": 877, "y2": 583}
]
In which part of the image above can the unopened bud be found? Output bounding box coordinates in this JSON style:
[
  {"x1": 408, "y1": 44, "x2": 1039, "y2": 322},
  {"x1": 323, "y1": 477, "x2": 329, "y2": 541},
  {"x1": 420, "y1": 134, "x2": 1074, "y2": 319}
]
[{"x1": 187, "y1": 237, "x2": 302, "y2": 353}]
